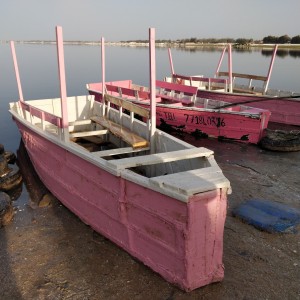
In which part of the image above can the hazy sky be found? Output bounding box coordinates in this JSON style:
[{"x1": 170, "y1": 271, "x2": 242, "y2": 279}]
[{"x1": 1, "y1": 0, "x2": 300, "y2": 41}]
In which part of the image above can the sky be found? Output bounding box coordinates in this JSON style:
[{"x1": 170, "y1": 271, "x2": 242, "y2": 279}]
[{"x1": 1, "y1": 0, "x2": 300, "y2": 42}]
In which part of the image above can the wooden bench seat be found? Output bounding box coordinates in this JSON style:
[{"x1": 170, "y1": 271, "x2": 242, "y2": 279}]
[
  {"x1": 172, "y1": 74, "x2": 228, "y2": 91},
  {"x1": 217, "y1": 71, "x2": 268, "y2": 94},
  {"x1": 107, "y1": 147, "x2": 213, "y2": 170},
  {"x1": 69, "y1": 129, "x2": 108, "y2": 138},
  {"x1": 90, "y1": 116, "x2": 149, "y2": 149},
  {"x1": 93, "y1": 146, "x2": 150, "y2": 158},
  {"x1": 156, "y1": 80, "x2": 198, "y2": 104}
]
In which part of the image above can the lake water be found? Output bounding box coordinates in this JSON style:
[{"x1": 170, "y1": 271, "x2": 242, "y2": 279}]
[{"x1": 1, "y1": 44, "x2": 300, "y2": 152}]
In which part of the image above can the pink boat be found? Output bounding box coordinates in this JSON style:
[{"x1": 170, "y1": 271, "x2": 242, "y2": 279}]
[
  {"x1": 8, "y1": 27, "x2": 231, "y2": 291},
  {"x1": 87, "y1": 79, "x2": 271, "y2": 144},
  {"x1": 166, "y1": 45, "x2": 300, "y2": 126}
]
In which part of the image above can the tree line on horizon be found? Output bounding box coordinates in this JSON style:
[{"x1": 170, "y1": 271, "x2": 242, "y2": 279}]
[{"x1": 123, "y1": 34, "x2": 300, "y2": 45}]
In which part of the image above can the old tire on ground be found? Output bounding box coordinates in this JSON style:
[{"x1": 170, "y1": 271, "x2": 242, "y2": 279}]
[
  {"x1": 4, "y1": 151, "x2": 17, "y2": 164},
  {"x1": 0, "y1": 165, "x2": 23, "y2": 192},
  {"x1": 260, "y1": 130, "x2": 300, "y2": 152},
  {"x1": 0, "y1": 155, "x2": 10, "y2": 175}
]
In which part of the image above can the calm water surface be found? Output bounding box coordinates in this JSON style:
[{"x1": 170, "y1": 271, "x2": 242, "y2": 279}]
[{"x1": 1, "y1": 44, "x2": 300, "y2": 152}]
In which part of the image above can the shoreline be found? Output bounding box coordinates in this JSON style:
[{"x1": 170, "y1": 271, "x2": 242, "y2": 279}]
[{"x1": 1, "y1": 40, "x2": 300, "y2": 49}]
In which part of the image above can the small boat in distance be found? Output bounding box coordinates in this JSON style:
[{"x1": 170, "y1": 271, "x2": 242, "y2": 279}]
[
  {"x1": 165, "y1": 45, "x2": 300, "y2": 126},
  {"x1": 87, "y1": 79, "x2": 271, "y2": 144},
  {"x1": 8, "y1": 27, "x2": 231, "y2": 291}
]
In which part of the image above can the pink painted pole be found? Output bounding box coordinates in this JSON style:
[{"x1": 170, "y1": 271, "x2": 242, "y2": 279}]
[
  {"x1": 214, "y1": 45, "x2": 227, "y2": 78},
  {"x1": 55, "y1": 26, "x2": 69, "y2": 139},
  {"x1": 227, "y1": 44, "x2": 233, "y2": 93},
  {"x1": 263, "y1": 44, "x2": 278, "y2": 94},
  {"x1": 100, "y1": 37, "x2": 106, "y2": 115},
  {"x1": 168, "y1": 48, "x2": 175, "y2": 75},
  {"x1": 10, "y1": 41, "x2": 24, "y2": 102},
  {"x1": 149, "y1": 28, "x2": 156, "y2": 153},
  {"x1": 101, "y1": 37, "x2": 105, "y2": 98}
]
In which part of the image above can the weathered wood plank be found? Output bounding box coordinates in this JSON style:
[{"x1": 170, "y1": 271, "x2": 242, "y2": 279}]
[
  {"x1": 69, "y1": 129, "x2": 108, "y2": 138},
  {"x1": 156, "y1": 80, "x2": 198, "y2": 95},
  {"x1": 93, "y1": 146, "x2": 150, "y2": 157},
  {"x1": 69, "y1": 120, "x2": 92, "y2": 126},
  {"x1": 90, "y1": 116, "x2": 149, "y2": 149},
  {"x1": 104, "y1": 94, "x2": 150, "y2": 118},
  {"x1": 107, "y1": 147, "x2": 213, "y2": 170},
  {"x1": 218, "y1": 72, "x2": 268, "y2": 82}
]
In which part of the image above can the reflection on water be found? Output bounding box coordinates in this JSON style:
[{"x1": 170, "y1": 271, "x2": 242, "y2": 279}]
[
  {"x1": 261, "y1": 48, "x2": 300, "y2": 58},
  {"x1": 16, "y1": 139, "x2": 49, "y2": 206}
]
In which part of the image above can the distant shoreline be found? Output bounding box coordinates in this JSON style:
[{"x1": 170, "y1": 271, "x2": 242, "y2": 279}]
[{"x1": 1, "y1": 40, "x2": 300, "y2": 49}]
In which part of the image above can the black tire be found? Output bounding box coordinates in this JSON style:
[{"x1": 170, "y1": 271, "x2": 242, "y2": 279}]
[{"x1": 260, "y1": 130, "x2": 300, "y2": 152}]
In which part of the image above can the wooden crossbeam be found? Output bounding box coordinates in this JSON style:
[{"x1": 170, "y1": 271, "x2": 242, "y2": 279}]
[
  {"x1": 93, "y1": 146, "x2": 150, "y2": 158},
  {"x1": 104, "y1": 94, "x2": 150, "y2": 118},
  {"x1": 69, "y1": 129, "x2": 108, "y2": 138},
  {"x1": 90, "y1": 116, "x2": 149, "y2": 149},
  {"x1": 218, "y1": 72, "x2": 268, "y2": 82},
  {"x1": 107, "y1": 147, "x2": 213, "y2": 170}
]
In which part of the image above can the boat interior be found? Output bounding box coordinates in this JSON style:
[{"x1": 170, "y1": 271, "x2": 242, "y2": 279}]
[
  {"x1": 88, "y1": 80, "x2": 265, "y2": 115},
  {"x1": 10, "y1": 94, "x2": 217, "y2": 181},
  {"x1": 166, "y1": 73, "x2": 300, "y2": 98}
]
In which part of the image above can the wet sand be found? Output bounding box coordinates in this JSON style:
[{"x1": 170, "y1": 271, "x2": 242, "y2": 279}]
[{"x1": 1, "y1": 137, "x2": 299, "y2": 299}]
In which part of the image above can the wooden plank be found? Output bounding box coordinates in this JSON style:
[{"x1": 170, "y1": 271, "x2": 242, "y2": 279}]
[
  {"x1": 104, "y1": 94, "x2": 150, "y2": 118},
  {"x1": 93, "y1": 146, "x2": 150, "y2": 157},
  {"x1": 90, "y1": 116, "x2": 149, "y2": 149},
  {"x1": 232, "y1": 87, "x2": 261, "y2": 95},
  {"x1": 218, "y1": 72, "x2": 267, "y2": 82},
  {"x1": 107, "y1": 147, "x2": 213, "y2": 170},
  {"x1": 149, "y1": 167, "x2": 229, "y2": 195},
  {"x1": 69, "y1": 129, "x2": 108, "y2": 138},
  {"x1": 119, "y1": 87, "x2": 138, "y2": 99},
  {"x1": 156, "y1": 80, "x2": 198, "y2": 95},
  {"x1": 69, "y1": 120, "x2": 92, "y2": 126},
  {"x1": 190, "y1": 76, "x2": 227, "y2": 84}
]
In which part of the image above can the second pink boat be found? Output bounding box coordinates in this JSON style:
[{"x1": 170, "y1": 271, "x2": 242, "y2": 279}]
[{"x1": 87, "y1": 79, "x2": 271, "y2": 144}]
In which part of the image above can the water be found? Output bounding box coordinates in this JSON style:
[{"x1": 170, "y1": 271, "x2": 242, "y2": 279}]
[{"x1": 1, "y1": 44, "x2": 300, "y2": 152}]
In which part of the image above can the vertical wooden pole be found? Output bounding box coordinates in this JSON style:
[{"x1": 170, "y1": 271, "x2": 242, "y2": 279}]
[
  {"x1": 168, "y1": 48, "x2": 175, "y2": 75},
  {"x1": 101, "y1": 37, "x2": 106, "y2": 116},
  {"x1": 56, "y1": 26, "x2": 69, "y2": 142},
  {"x1": 214, "y1": 45, "x2": 227, "y2": 78},
  {"x1": 10, "y1": 41, "x2": 24, "y2": 102},
  {"x1": 263, "y1": 44, "x2": 278, "y2": 94},
  {"x1": 149, "y1": 28, "x2": 156, "y2": 153},
  {"x1": 228, "y1": 44, "x2": 233, "y2": 93}
]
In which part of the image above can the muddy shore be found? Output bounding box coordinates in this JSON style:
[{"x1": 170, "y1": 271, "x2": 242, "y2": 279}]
[{"x1": 0, "y1": 137, "x2": 299, "y2": 300}]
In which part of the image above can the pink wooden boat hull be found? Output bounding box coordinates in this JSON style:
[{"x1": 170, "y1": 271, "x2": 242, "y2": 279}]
[
  {"x1": 153, "y1": 105, "x2": 268, "y2": 143},
  {"x1": 88, "y1": 82, "x2": 270, "y2": 144},
  {"x1": 15, "y1": 119, "x2": 228, "y2": 291},
  {"x1": 197, "y1": 90, "x2": 300, "y2": 126}
]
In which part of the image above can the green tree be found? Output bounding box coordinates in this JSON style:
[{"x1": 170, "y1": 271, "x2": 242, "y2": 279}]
[
  {"x1": 236, "y1": 38, "x2": 250, "y2": 45},
  {"x1": 263, "y1": 35, "x2": 278, "y2": 43},
  {"x1": 277, "y1": 35, "x2": 291, "y2": 44},
  {"x1": 291, "y1": 35, "x2": 300, "y2": 44}
]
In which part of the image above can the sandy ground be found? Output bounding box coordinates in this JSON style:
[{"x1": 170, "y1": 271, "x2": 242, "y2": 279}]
[{"x1": 0, "y1": 137, "x2": 299, "y2": 300}]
